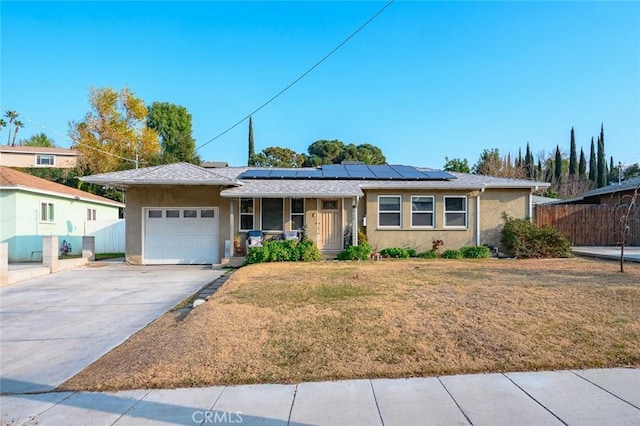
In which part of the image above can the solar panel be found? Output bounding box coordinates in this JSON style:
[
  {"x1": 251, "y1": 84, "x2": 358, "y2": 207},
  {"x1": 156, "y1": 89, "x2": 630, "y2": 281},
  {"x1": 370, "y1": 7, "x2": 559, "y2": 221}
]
[{"x1": 239, "y1": 165, "x2": 456, "y2": 181}]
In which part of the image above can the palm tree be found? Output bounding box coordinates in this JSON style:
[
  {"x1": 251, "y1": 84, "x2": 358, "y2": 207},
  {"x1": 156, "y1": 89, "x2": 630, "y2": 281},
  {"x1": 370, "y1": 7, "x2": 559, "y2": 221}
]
[
  {"x1": 4, "y1": 110, "x2": 18, "y2": 145},
  {"x1": 11, "y1": 120, "x2": 24, "y2": 146},
  {"x1": 0, "y1": 119, "x2": 6, "y2": 138}
]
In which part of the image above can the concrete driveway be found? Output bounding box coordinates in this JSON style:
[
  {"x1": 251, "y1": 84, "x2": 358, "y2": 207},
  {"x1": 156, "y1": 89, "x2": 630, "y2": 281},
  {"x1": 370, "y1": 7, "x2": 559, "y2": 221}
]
[{"x1": 0, "y1": 262, "x2": 224, "y2": 394}]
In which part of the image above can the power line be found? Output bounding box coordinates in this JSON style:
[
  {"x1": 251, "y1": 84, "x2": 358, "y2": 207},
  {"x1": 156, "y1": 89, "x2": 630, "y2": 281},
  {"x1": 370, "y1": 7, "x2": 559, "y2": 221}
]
[{"x1": 195, "y1": 0, "x2": 395, "y2": 152}]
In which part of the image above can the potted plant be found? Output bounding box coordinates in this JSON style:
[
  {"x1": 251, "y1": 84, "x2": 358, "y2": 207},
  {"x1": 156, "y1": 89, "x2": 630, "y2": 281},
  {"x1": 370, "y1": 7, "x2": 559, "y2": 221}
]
[{"x1": 233, "y1": 233, "x2": 243, "y2": 255}]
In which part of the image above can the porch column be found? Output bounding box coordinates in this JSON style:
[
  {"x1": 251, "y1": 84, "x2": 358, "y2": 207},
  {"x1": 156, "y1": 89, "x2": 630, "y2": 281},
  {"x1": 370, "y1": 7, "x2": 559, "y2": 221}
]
[
  {"x1": 42, "y1": 236, "x2": 58, "y2": 273},
  {"x1": 229, "y1": 199, "x2": 235, "y2": 258},
  {"x1": 352, "y1": 197, "x2": 358, "y2": 246}
]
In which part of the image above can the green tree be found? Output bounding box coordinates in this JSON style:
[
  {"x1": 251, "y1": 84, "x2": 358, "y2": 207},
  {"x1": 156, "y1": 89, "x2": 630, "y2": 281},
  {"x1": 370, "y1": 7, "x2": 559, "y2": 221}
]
[
  {"x1": 341, "y1": 143, "x2": 386, "y2": 164},
  {"x1": 69, "y1": 86, "x2": 160, "y2": 174},
  {"x1": 473, "y1": 148, "x2": 502, "y2": 175},
  {"x1": 525, "y1": 142, "x2": 535, "y2": 179},
  {"x1": 11, "y1": 120, "x2": 24, "y2": 146},
  {"x1": 0, "y1": 119, "x2": 6, "y2": 138},
  {"x1": 23, "y1": 132, "x2": 56, "y2": 147},
  {"x1": 443, "y1": 157, "x2": 471, "y2": 173},
  {"x1": 624, "y1": 163, "x2": 640, "y2": 180},
  {"x1": 303, "y1": 139, "x2": 385, "y2": 166},
  {"x1": 578, "y1": 147, "x2": 587, "y2": 179},
  {"x1": 147, "y1": 102, "x2": 200, "y2": 165},
  {"x1": 554, "y1": 145, "x2": 563, "y2": 184},
  {"x1": 597, "y1": 126, "x2": 607, "y2": 188},
  {"x1": 248, "y1": 116, "x2": 255, "y2": 166},
  {"x1": 4, "y1": 110, "x2": 18, "y2": 145},
  {"x1": 589, "y1": 137, "x2": 597, "y2": 183},
  {"x1": 569, "y1": 127, "x2": 577, "y2": 176},
  {"x1": 251, "y1": 147, "x2": 305, "y2": 168}
]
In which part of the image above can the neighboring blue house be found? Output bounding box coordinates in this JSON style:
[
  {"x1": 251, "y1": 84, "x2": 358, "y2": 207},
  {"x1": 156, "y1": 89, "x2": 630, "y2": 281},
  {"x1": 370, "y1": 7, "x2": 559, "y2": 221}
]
[{"x1": 0, "y1": 166, "x2": 123, "y2": 262}]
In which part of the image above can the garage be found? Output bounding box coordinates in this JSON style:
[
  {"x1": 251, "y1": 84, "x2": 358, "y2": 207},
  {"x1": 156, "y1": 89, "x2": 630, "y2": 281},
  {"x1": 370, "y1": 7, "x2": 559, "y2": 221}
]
[{"x1": 143, "y1": 207, "x2": 219, "y2": 264}]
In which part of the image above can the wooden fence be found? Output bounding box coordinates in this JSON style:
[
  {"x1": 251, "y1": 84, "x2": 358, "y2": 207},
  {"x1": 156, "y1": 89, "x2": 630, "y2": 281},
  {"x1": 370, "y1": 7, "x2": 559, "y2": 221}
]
[{"x1": 534, "y1": 204, "x2": 640, "y2": 246}]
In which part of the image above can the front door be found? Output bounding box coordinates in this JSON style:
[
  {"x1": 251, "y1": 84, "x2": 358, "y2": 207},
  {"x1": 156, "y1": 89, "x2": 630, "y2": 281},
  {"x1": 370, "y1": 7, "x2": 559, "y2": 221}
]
[{"x1": 317, "y1": 199, "x2": 342, "y2": 251}]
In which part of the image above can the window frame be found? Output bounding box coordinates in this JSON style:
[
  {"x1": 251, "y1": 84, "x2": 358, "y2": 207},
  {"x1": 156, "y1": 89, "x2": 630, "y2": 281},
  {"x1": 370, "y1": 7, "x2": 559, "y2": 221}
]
[
  {"x1": 261, "y1": 197, "x2": 284, "y2": 232},
  {"x1": 377, "y1": 195, "x2": 402, "y2": 228},
  {"x1": 443, "y1": 195, "x2": 468, "y2": 228},
  {"x1": 239, "y1": 198, "x2": 255, "y2": 232},
  {"x1": 87, "y1": 208, "x2": 97, "y2": 221},
  {"x1": 40, "y1": 201, "x2": 55, "y2": 223},
  {"x1": 36, "y1": 154, "x2": 55, "y2": 166},
  {"x1": 290, "y1": 198, "x2": 305, "y2": 231},
  {"x1": 411, "y1": 195, "x2": 435, "y2": 228}
]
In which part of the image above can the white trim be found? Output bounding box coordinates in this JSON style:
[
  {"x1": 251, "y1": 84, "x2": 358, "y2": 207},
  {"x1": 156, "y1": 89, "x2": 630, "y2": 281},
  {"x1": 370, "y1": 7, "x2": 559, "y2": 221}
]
[
  {"x1": 1, "y1": 185, "x2": 123, "y2": 207},
  {"x1": 476, "y1": 190, "x2": 483, "y2": 246},
  {"x1": 377, "y1": 195, "x2": 402, "y2": 229},
  {"x1": 290, "y1": 197, "x2": 305, "y2": 231},
  {"x1": 39, "y1": 200, "x2": 55, "y2": 223},
  {"x1": 35, "y1": 154, "x2": 55, "y2": 166},
  {"x1": 239, "y1": 197, "x2": 255, "y2": 232},
  {"x1": 443, "y1": 195, "x2": 468, "y2": 229},
  {"x1": 410, "y1": 195, "x2": 435, "y2": 228}
]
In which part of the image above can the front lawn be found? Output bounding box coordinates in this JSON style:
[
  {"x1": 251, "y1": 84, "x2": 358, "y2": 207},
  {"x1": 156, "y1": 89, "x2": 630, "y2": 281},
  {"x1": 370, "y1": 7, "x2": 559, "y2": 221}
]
[{"x1": 61, "y1": 258, "x2": 640, "y2": 391}]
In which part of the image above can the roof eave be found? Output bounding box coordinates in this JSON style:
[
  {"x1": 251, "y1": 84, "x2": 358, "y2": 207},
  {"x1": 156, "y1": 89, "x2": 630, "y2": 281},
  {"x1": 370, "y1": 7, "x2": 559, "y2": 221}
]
[{"x1": 221, "y1": 191, "x2": 363, "y2": 198}]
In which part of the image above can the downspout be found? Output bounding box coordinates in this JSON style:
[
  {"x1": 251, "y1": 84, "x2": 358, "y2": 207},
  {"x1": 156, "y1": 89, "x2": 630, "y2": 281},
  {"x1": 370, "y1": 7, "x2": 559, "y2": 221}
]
[{"x1": 476, "y1": 187, "x2": 484, "y2": 246}]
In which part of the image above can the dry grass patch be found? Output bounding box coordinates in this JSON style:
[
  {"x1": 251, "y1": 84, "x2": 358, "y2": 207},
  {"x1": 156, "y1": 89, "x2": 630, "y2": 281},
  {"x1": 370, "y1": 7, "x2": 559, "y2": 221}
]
[{"x1": 61, "y1": 258, "x2": 640, "y2": 391}]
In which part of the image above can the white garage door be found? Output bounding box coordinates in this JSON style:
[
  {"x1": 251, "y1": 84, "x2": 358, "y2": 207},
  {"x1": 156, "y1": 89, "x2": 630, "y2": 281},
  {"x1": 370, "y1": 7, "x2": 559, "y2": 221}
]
[{"x1": 144, "y1": 207, "x2": 219, "y2": 265}]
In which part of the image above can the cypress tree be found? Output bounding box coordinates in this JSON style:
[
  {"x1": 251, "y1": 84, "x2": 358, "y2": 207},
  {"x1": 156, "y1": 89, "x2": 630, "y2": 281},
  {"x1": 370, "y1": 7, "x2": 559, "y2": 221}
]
[
  {"x1": 597, "y1": 128, "x2": 607, "y2": 188},
  {"x1": 609, "y1": 156, "x2": 614, "y2": 175},
  {"x1": 248, "y1": 116, "x2": 255, "y2": 166},
  {"x1": 589, "y1": 137, "x2": 597, "y2": 183},
  {"x1": 537, "y1": 159, "x2": 542, "y2": 181},
  {"x1": 578, "y1": 147, "x2": 587, "y2": 179},
  {"x1": 569, "y1": 127, "x2": 577, "y2": 176},
  {"x1": 554, "y1": 145, "x2": 563, "y2": 183},
  {"x1": 525, "y1": 142, "x2": 534, "y2": 179}
]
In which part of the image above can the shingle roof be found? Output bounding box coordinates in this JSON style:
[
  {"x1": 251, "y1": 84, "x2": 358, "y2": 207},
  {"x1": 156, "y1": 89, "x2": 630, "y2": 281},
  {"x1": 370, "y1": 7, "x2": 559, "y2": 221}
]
[
  {"x1": 579, "y1": 177, "x2": 640, "y2": 198},
  {"x1": 81, "y1": 162, "x2": 238, "y2": 188},
  {"x1": 81, "y1": 163, "x2": 549, "y2": 196},
  {"x1": 0, "y1": 166, "x2": 123, "y2": 207},
  {"x1": 0, "y1": 145, "x2": 79, "y2": 155}
]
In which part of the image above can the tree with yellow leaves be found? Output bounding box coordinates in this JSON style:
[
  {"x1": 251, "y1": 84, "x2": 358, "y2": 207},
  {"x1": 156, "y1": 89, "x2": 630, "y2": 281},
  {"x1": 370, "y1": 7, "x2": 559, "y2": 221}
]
[{"x1": 69, "y1": 87, "x2": 160, "y2": 175}]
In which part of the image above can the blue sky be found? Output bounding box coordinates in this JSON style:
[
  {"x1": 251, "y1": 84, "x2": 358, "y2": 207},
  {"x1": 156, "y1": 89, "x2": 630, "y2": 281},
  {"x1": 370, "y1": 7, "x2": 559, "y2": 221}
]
[{"x1": 2, "y1": 1, "x2": 639, "y2": 169}]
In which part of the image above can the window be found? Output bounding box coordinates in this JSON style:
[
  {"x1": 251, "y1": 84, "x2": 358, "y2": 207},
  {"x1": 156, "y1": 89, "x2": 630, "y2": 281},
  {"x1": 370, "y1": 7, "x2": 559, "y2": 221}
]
[
  {"x1": 36, "y1": 155, "x2": 54, "y2": 166},
  {"x1": 183, "y1": 209, "x2": 197, "y2": 218},
  {"x1": 378, "y1": 196, "x2": 401, "y2": 227},
  {"x1": 291, "y1": 198, "x2": 304, "y2": 230},
  {"x1": 87, "y1": 208, "x2": 97, "y2": 221},
  {"x1": 444, "y1": 196, "x2": 467, "y2": 227},
  {"x1": 148, "y1": 209, "x2": 162, "y2": 218},
  {"x1": 262, "y1": 198, "x2": 284, "y2": 231},
  {"x1": 321, "y1": 200, "x2": 337, "y2": 210},
  {"x1": 201, "y1": 209, "x2": 215, "y2": 218},
  {"x1": 165, "y1": 210, "x2": 180, "y2": 218},
  {"x1": 411, "y1": 196, "x2": 434, "y2": 227},
  {"x1": 40, "y1": 202, "x2": 54, "y2": 222},
  {"x1": 239, "y1": 198, "x2": 254, "y2": 231}
]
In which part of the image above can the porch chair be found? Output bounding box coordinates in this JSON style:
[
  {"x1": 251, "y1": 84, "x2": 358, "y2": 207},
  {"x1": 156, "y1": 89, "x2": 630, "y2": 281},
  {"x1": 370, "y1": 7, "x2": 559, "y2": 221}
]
[{"x1": 246, "y1": 230, "x2": 264, "y2": 253}]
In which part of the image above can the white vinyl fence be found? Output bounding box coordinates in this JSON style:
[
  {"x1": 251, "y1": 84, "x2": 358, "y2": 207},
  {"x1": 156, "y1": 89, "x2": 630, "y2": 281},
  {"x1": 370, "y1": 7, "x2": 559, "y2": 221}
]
[{"x1": 85, "y1": 219, "x2": 125, "y2": 253}]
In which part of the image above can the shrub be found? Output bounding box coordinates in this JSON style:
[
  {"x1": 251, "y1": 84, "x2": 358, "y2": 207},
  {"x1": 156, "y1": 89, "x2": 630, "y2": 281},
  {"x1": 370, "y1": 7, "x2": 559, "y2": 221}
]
[
  {"x1": 459, "y1": 246, "x2": 492, "y2": 259},
  {"x1": 501, "y1": 213, "x2": 571, "y2": 258},
  {"x1": 406, "y1": 248, "x2": 418, "y2": 258},
  {"x1": 418, "y1": 250, "x2": 438, "y2": 259},
  {"x1": 379, "y1": 247, "x2": 410, "y2": 259},
  {"x1": 337, "y1": 241, "x2": 372, "y2": 261},
  {"x1": 441, "y1": 249, "x2": 462, "y2": 259},
  {"x1": 245, "y1": 239, "x2": 322, "y2": 264}
]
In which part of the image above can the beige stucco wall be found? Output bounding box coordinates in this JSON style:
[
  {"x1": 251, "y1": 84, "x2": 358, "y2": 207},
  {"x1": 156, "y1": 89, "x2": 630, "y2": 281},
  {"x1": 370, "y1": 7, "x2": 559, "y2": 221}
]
[
  {"x1": 479, "y1": 188, "x2": 531, "y2": 249},
  {"x1": 125, "y1": 185, "x2": 229, "y2": 264},
  {"x1": 363, "y1": 188, "x2": 531, "y2": 253},
  {"x1": 0, "y1": 152, "x2": 77, "y2": 168}
]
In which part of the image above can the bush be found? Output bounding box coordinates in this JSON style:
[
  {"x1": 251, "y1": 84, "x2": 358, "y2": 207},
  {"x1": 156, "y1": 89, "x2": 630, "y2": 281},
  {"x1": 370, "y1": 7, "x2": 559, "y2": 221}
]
[
  {"x1": 379, "y1": 247, "x2": 410, "y2": 259},
  {"x1": 459, "y1": 246, "x2": 492, "y2": 259},
  {"x1": 441, "y1": 249, "x2": 462, "y2": 259},
  {"x1": 337, "y1": 241, "x2": 372, "y2": 261},
  {"x1": 501, "y1": 213, "x2": 571, "y2": 258},
  {"x1": 418, "y1": 250, "x2": 438, "y2": 259},
  {"x1": 406, "y1": 248, "x2": 418, "y2": 258},
  {"x1": 245, "y1": 238, "x2": 322, "y2": 264}
]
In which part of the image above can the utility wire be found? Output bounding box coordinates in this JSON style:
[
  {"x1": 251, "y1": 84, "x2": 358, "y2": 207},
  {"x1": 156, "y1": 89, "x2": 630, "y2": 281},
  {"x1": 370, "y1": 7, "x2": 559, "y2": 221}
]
[{"x1": 195, "y1": 0, "x2": 395, "y2": 152}]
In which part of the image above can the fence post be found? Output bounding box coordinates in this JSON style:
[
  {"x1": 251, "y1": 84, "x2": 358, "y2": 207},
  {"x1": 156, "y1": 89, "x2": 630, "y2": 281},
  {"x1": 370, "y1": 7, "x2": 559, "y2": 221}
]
[
  {"x1": 82, "y1": 236, "x2": 95, "y2": 261},
  {"x1": 42, "y1": 236, "x2": 59, "y2": 273},
  {"x1": 0, "y1": 242, "x2": 8, "y2": 286}
]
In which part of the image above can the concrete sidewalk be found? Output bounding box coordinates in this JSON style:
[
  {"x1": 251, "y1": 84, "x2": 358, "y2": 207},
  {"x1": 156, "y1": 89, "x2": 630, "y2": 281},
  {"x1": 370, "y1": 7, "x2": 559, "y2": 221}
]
[{"x1": 1, "y1": 368, "x2": 638, "y2": 425}]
